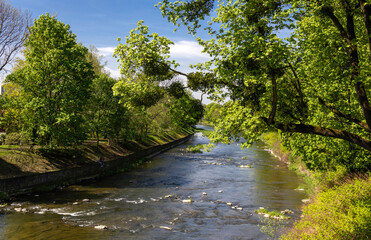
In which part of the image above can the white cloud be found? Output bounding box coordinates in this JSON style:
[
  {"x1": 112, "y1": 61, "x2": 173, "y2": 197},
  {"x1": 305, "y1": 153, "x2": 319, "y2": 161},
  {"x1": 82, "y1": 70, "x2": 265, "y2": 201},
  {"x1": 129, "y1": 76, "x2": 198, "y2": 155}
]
[
  {"x1": 97, "y1": 47, "x2": 115, "y2": 57},
  {"x1": 104, "y1": 66, "x2": 121, "y2": 79},
  {"x1": 97, "y1": 40, "x2": 212, "y2": 79},
  {"x1": 170, "y1": 41, "x2": 211, "y2": 60}
]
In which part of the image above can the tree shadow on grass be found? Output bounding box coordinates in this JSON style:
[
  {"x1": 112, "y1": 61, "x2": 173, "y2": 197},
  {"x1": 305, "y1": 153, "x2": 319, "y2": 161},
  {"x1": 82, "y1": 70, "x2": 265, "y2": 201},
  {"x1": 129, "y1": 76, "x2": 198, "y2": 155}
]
[
  {"x1": 0, "y1": 157, "x2": 26, "y2": 179},
  {"x1": 37, "y1": 148, "x2": 94, "y2": 169}
]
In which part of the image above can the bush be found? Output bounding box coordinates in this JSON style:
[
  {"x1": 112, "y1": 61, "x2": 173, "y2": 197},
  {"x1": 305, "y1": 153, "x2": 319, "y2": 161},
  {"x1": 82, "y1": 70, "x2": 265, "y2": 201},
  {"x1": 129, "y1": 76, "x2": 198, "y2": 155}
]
[
  {"x1": 186, "y1": 144, "x2": 204, "y2": 153},
  {"x1": 282, "y1": 177, "x2": 371, "y2": 240},
  {"x1": 5, "y1": 132, "x2": 21, "y2": 145},
  {"x1": 0, "y1": 134, "x2": 6, "y2": 145}
]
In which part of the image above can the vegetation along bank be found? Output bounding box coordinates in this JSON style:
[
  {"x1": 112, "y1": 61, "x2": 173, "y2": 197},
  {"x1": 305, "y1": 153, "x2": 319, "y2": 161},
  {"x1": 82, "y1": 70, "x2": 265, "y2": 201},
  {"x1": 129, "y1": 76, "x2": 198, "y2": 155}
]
[
  {"x1": 1, "y1": 0, "x2": 371, "y2": 238},
  {"x1": 0, "y1": 9, "x2": 203, "y2": 199},
  {"x1": 261, "y1": 131, "x2": 371, "y2": 239}
]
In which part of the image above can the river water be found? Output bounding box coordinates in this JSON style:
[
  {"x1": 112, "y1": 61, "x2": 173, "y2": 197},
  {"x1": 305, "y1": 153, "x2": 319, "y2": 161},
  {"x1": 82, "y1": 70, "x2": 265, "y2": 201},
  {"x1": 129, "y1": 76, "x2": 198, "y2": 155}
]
[{"x1": 0, "y1": 127, "x2": 307, "y2": 239}]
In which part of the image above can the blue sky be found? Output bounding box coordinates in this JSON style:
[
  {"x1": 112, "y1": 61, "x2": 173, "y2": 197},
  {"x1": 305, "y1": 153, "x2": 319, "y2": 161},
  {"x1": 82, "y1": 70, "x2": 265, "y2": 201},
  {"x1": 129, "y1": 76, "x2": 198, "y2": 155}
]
[{"x1": 10, "y1": 0, "x2": 211, "y2": 79}]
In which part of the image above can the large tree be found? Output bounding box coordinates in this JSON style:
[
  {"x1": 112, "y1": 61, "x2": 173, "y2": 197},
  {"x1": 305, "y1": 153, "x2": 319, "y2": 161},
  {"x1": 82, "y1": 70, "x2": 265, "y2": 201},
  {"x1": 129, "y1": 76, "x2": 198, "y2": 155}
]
[
  {"x1": 113, "y1": 21, "x2": 204, "y2": 132},
  {"x1": 7, "y1": 14, "x2": 94, "y2": 146},
  {"x1": 154, "y1": 0, "x2": 371, "y2": 169},
  {"x1": 85, "y1": 73, "x2": 129, "y2": 145},
  {"x1": 0, "y1": 0, "x2": 30, "y2": 72}
]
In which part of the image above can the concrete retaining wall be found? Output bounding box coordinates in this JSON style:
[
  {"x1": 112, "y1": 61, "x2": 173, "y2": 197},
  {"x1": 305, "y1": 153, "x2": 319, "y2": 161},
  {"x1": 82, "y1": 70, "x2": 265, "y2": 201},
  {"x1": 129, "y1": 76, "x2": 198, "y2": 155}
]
[{"x1": 0, "y1": 135, "x2": 192, "y2": 196}]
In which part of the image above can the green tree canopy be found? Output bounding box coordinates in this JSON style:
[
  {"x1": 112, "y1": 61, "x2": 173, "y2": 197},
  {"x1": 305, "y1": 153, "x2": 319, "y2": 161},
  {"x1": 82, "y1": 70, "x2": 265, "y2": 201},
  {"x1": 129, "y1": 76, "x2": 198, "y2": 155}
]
[
  {"x1": 155, "y1": 0, "x2": 371, "y2": 169},
  {"x1": 7, "y1": 13, "x2": 94, "y2": 146},
  {"x1": 168, "y1": 93, "x2": 204, "y2": 128},
  {"x1": 113, "y1": 20, "x2": 204, "y2": 131},
  {"x1": 203, "y1": 102, "x2": 222, "y2": 125},
  {"x1": 85, "y1": 73, "x2": 128, "y2": 145}
]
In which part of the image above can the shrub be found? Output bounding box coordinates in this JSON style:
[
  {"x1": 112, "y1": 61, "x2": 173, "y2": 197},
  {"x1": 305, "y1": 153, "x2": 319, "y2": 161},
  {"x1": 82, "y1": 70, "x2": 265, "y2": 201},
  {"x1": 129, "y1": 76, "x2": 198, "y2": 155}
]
[
  {"x1": 186, "y1": 144, "x2": 204, "y2": 153},
  {"x1": 282, "y1": 177, "x2": 371, "y2": 240},
  {"x1": 5, "y1": 132, "x2": 21, "y2": 145},
  {"x1": 0, "y1": 134, "x2": 6, "y2": 145}
]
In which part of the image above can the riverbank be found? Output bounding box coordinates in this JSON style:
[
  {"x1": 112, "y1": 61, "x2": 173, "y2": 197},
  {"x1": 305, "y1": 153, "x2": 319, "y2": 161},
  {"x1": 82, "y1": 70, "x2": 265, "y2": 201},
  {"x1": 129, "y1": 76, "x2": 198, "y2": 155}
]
[
  {"x1": 0, "y1": 129, "x2": 193, "y2": 199},
  {"x1": 0, "y1": 127, "x2": 307, "y2": 239},
  {"x1": 261, "y1": 131, "x2": 371, "y2": 239}
]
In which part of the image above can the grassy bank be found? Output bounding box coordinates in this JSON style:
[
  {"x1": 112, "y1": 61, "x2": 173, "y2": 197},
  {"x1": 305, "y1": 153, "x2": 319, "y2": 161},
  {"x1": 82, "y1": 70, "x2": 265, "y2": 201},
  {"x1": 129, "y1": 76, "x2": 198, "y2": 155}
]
[
  {"x1": 282, "y1": 177, "x2": 371, "y2": 239},
  {"x1": 0, "y1": 129, "x2": 192, "y2": 179},
  {"x1": 261, "y1": 132, "x2": 371, "y2": 239}
]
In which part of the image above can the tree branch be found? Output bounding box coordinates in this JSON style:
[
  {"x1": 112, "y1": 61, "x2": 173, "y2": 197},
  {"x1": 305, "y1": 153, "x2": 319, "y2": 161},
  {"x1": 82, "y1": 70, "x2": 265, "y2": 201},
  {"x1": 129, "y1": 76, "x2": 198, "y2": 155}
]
[
  {"x1": 287, "y1": 62, "x2": 306, "y2": 114},
  {"x1": 169, "y1": 66, "x2": 189, "y2": 77},
  {"x1": 153, "y1": 58, "x2": 189, "y2": 78},
  {"x1": 354, "y1": 82, "x2": 371, "y2": 129},
  {"x1": 323, "y1": 3, "x2": 371, "y2": 131},
  {"x1": 318, "y1": 97, "x2": 371, "y2": 132},
  {"x1": 268, "y1": 72, "x2": 277, "y2": 124},
  {"x1": 321, "y1": 6, "x2": 352, "y2": 45},
  {"x1": 360, "y1": 0, "x2": 371, "y2": 57},
  {"x1": 263, "y1": 117, "x2": 371, "y2": 152}
]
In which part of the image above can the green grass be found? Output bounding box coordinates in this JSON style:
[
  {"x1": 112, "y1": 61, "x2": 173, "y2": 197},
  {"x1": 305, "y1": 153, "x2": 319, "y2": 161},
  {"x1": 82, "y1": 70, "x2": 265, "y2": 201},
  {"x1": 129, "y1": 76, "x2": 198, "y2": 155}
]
[
  {"x1": 0, "y1": 130, "x2": 191, "y2": 179},
  {"x1": 0, "y1": 145, "x2": 21, "y2": 149},
  {"x1": 282, "y1": 177, "x2": 371, "y2": 240}
]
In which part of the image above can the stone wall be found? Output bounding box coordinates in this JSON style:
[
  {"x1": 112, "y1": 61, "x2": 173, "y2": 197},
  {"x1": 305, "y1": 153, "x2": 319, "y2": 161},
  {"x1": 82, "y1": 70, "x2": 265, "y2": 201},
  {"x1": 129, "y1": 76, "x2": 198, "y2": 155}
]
[{"x1": 0, "y1": 135, "x2": 192, "y2": 196}]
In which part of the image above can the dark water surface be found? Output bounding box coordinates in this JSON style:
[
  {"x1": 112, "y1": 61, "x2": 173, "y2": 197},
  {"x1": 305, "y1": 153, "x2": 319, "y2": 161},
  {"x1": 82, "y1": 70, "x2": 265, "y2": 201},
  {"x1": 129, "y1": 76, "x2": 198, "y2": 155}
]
[{"x1": 0, "y1": 127, "x2": 307, "y2": 239}]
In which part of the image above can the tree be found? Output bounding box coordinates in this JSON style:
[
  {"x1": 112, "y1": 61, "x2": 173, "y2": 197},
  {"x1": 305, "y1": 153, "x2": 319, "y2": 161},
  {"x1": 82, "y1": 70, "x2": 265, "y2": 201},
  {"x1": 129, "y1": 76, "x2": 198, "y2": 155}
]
[
  {"x1": 86, "y1": 45, "x2": 107, "y2": 75},
  {"x1": 7, "y1": 14, "x2": 94, "y2": 146},
  {"x1": 113, "y1": 20, "x2": 206, "y2": 132},
  {"x1": 155, "y1": 0, "x2": 371, "y2": 169},
  {"x1": 0, "y1": 0, "x2": 30, "y2": 72},
  {"x1": 203, "y1": 102, "x2": 222, "y2": 125},
  {"x1": 168, "y1": 93, "x2": 204, "y2": 129},
  {"x1": 85, "y1": 73, "x2": 128, "y2": 145}
]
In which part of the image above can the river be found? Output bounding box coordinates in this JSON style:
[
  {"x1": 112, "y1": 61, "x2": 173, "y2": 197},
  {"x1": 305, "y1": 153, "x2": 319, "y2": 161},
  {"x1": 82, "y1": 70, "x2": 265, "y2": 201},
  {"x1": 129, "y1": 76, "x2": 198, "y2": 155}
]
[{"x1": 0, "y1": 127, "x2": 307, "y2": 239}]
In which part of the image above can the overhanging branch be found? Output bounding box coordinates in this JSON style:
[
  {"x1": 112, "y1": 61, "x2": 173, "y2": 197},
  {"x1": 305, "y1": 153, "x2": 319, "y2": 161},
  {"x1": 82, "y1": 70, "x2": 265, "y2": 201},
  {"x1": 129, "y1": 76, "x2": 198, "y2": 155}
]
[
  {"x1": 262, "y1": 117, "x2": 371, "y2": 152},
  {"x1": 318, "y1": 97, "x2": 371, "y2": 132}
]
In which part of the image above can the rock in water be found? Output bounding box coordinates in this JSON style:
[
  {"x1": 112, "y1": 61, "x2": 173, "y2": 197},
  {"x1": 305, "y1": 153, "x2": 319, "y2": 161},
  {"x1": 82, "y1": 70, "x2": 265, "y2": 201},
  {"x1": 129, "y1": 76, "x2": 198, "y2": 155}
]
[
  {"x1": 238, "y1": 164, "x2": 251, "y2": 168},
  {"x1": 94, "y1": 225, "x2": 108, "y2": 230},
  {"x1": 159, "y1": 226, "x2": 173, "y2": 230},
  {"x1": 182, "y1": 199, "x2": 193, "y2": 203}
]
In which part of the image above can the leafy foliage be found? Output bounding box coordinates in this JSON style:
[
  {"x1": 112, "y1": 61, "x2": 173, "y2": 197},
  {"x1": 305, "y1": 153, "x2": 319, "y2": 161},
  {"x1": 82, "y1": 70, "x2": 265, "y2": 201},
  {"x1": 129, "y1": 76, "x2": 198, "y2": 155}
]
[
  {"x1": 6, "y1": 14, "x2": 94, "y2": 146},
  {"x1": 167, "y1": 94, "x2": 204, "y2": 128},
  {"x1": 84, "y1": 74, "x2": 129, "y2": 144},
  {"x1": 157, "y1": 0, "x2": 371, "y2": 171},
  {"x1": 166, "y1": 81, "x2": 186, "y2": 99},
  {"x1": 113, "y1": 20, "x2": 205, "y2": 133},
  {"x1": 114, "y1": 20, "x2": 177, "y2": 81},
  {"x1": 113, "y1": 74, "x2": 165, "y2": 110},
  {"x1": 4, "y1": 132, "x2": 21, "y2": 145},
  {"x1": 186, "y1": 144, "x2": 204, "y2": 153},
  {"x1": 203, "y1": 102, "x2": 222, "y2": 126}
]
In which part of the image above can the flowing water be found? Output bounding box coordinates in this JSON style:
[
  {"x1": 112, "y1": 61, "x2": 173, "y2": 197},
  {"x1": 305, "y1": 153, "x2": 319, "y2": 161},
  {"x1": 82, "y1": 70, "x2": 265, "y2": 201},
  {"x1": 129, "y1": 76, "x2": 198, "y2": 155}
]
[{"x1": 0, "y1": 127, "x2": 307, "y2": 239}]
